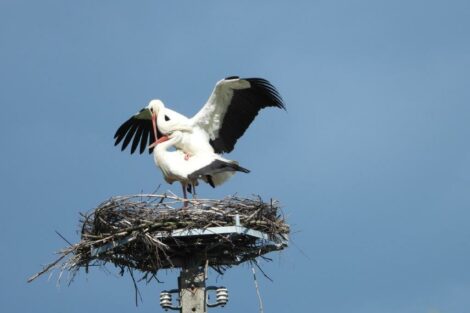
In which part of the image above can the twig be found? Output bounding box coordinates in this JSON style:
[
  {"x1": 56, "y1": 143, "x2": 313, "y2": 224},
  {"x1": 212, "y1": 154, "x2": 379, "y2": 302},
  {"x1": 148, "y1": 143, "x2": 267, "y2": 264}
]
[
  {"x1": 55, "y1": 230, "x2": 73, "y2": 246},
  {"x1": 27, "y1": 253, "x2": 69, "y2": 283},
  {"x1": 253, "y1": 260, "x2": 273, "y2": 282},
  {"x1": 128, "y1": 267, "x2": 142, "y2": 306}
]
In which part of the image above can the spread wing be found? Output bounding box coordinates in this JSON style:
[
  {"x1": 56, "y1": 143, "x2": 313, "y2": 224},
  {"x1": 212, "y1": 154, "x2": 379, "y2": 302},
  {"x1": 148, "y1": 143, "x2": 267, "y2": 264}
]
[
  {"x1": 114, "y1": 108, "x2": 162, "y2": 154},
  {"x1": 191, "y1": 77, "x2": 285, "y2": 153}
]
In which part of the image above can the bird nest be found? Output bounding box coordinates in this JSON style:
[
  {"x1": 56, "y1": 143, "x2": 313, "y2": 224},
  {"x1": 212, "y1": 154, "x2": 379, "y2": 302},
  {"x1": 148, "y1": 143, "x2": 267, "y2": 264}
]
[{"x1": 29, "y1": 194, "x2": 289, "y2": 283}]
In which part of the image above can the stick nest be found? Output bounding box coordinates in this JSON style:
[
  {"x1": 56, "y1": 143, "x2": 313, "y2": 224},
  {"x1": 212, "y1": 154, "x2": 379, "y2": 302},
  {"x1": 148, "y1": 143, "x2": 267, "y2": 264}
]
[{"x1": 29, "y1": 194, "x2": 289, "y2": 283}]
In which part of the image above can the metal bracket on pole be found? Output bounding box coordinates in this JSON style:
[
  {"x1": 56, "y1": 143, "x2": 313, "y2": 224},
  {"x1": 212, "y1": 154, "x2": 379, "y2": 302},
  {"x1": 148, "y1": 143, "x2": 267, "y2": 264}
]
[
  {"x1": 160, "y1": 289, "x2": 181, "y2": 311},
  {"x1": 206, "y1": 286, "x2": 228, "y2": 308}
]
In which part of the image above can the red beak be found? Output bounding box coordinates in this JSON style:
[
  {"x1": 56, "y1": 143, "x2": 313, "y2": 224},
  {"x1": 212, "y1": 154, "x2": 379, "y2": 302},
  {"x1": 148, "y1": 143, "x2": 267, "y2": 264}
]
[
  {"x1": 148, "y1": 135, "x2": 169, "y2": 149},
  {"x1": 151, "y1": 111, "x2": 158, "y2": 140}
]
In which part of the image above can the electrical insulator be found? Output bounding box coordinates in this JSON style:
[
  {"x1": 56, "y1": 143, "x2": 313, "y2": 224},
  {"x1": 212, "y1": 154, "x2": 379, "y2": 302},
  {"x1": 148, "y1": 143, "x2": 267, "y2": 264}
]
[
  {"x1": 160, "y1": 291, "x2": 172, "y2": 310},
  {"x1": 216, "y1": 287, "x2": 229, "y2": 306}
]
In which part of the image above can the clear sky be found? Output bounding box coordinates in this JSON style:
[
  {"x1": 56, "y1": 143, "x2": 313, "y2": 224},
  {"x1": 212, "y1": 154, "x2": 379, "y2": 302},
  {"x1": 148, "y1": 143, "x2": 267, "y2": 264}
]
[{"x1": 1, "y1": 0, "x2": 470, "y2": 312}]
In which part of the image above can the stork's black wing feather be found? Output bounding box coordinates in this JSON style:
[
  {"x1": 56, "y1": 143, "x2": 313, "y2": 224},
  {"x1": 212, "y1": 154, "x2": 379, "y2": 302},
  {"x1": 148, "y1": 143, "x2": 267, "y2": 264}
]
[
  {"x1": 114, "y1": 113, "x2": 161, "y2": 155},
  {"x1": 130, "y1": 124, "x2": 144, "y2": 154},
  {"x1": 209, "y1": 78, "x2": 285, "y2": 154},
  {"x1": 121, "y1": 122, "x2": 139, "y2": 151},
  {"x1": 139, "y1": 127, "x2": 150, "y2": 154}
]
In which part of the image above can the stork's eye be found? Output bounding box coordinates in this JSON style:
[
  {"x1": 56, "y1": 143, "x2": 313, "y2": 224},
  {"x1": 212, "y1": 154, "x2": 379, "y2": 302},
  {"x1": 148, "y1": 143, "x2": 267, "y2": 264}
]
[
  {"x1": 165, "y1": 115, "x2": 170, "y2": 121},
  {"x1": 150, "y1": 108, "x2": 154, "y2": 112}
]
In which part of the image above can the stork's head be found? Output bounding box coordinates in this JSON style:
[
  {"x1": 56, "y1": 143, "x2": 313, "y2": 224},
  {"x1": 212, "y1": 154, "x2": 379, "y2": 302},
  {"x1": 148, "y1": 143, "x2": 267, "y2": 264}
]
[
  {"x1": 134, "y1": 99, "x2": 165, "y2": 121},
  {"x1": 147, "y1": 99, "x2": 165, "y2": 115}
]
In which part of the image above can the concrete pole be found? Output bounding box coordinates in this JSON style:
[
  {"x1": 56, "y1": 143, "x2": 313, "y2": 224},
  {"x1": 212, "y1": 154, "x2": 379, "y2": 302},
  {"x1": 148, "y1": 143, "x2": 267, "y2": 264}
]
[{"x1": 179, "y1": 266, "x2": 206, "y2": 313}]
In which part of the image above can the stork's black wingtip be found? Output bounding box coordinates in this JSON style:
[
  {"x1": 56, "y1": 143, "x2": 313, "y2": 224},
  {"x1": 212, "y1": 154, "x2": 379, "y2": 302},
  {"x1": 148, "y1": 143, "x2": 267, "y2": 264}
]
[
  {"x1": 241, "y1": 167, "x2": 251, "y2": 173},
  {"x1": 207, "y1": 175, "x2": 216, "y2": 188}
]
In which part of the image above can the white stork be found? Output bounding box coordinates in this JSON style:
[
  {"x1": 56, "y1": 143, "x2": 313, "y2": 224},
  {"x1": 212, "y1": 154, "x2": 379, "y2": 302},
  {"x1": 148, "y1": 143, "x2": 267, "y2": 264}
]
[
  {"x1": 152, "y1": 131, "x2": 250, "y2": 201},
  {"x1": 114, "y1": 76, "x2": 286, "y2": 156}
]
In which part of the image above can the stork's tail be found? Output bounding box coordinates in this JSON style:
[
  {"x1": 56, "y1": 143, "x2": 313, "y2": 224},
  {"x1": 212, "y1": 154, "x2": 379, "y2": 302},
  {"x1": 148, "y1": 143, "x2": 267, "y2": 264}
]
[{"x1": 188, "y1": 160, "x2": 250, "y2": 187}]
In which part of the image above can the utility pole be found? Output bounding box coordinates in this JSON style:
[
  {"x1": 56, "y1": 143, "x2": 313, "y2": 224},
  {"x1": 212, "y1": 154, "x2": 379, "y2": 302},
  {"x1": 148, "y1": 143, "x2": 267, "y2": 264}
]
[
  {"x1": 179, "y1": 265, "x2": 206, "y2": 313},
  {"x1": 160, "y1": 261, "x2": 229, "y2": 313}
]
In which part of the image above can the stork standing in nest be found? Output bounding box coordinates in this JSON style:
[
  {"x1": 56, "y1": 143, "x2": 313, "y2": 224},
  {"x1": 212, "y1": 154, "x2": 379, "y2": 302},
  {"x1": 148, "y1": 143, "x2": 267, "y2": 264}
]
[
  {"x1": 151, "y1": 130, "x2": 250, "y2": 200},
  {"x1": 114, "y1": 76, "x2": 285, "y2": 197}
]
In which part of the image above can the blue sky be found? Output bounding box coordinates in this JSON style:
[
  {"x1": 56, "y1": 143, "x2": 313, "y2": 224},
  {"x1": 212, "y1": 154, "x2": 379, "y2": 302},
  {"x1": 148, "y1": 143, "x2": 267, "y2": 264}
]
[{"x1": 1, "y1": 0, "x2": 470, "y2": 312}]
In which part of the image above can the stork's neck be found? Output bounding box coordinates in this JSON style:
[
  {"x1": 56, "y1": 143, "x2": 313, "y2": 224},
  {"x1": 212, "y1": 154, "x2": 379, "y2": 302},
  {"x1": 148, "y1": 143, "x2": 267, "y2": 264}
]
[
  {"x1": 155, "y1": 136, "x2": 178, "y2": 154},
  {"x1": 153, "y1": 135, "x2": 181, "y2": 176}
]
